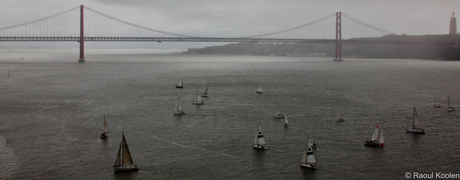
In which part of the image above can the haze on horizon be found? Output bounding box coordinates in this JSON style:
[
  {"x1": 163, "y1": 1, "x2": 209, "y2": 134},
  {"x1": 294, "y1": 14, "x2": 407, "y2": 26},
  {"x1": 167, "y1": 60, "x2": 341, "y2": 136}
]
[{"x1": 0, "y1": 0, "x2": 459, "y2": 49}]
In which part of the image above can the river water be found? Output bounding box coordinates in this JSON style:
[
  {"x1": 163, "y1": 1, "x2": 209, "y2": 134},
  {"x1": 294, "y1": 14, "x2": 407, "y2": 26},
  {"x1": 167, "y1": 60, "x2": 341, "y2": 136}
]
[{"x1": 0, "y1": 49, "x2": 459, "y2": 179}]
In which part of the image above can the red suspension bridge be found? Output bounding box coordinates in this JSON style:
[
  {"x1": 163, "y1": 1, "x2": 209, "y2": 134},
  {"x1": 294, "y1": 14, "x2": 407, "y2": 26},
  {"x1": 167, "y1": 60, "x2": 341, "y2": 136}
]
[{"x1": 0, "y1": 5, "x2": 454, "y2": 62}]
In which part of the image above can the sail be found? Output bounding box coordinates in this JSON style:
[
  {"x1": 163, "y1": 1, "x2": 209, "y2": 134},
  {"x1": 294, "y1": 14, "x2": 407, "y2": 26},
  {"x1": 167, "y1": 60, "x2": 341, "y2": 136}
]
[
  {"x1": 174, "y1": 98, "x2": 179, "y2": 112},
  {"x1": 306, "y1": 136, "x2": 316, "y2": 164},
  {"x1": 196, "y1": 88, "x2": 202, "y2": 102},
  {"x1": 103, "y1": 115, "x2": 108, "y2": 133},
  {"x1": 378, "y1": 128, "x2": 384, "y2": 144},
  {"x1": 371, "y1": 123, "x2": 379, "y2": 141},
  {"x1": 114, "y1": 142, "x2": 121, "y2": 166},
  {"x1": 284, "y1": 114, "x2": 288, "y2": 124},
  {"x1": 178, "y1": 77, "x2": 183, "y2": 86},
  {"x1": 257, "y1": 122, "x2": 266, "y2": 145},
  {"x1": 412, "y1": 107, "x2": 421, "y2": 129},
  {"x1": 121, "y1": 133, "x2": 134, "y2": 165},
  {"x1": 301, "y1": 148, "x2": 307, "y2": 164},
  {"x1": 258, "y1": 85, "x2": 262, "y2": 92},
  {"x1": 204, "y1": 86, "x2": 208, "y2": 95},
  {"x1": 177, "y1": 96, "x2": 182, "y2": 111}
]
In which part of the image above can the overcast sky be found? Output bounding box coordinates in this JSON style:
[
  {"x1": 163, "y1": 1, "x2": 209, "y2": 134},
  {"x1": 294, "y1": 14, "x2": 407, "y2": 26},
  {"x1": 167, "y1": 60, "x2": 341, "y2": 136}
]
[{"x1": 0, "y1": 0, "x2": 459, "y2": 49}]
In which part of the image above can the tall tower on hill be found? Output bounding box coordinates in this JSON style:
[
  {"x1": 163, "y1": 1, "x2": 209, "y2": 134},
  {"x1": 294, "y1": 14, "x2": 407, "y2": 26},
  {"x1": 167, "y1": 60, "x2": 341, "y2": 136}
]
[{"x1": 449, "y1": 12, "x2": 457, "y2": 34}]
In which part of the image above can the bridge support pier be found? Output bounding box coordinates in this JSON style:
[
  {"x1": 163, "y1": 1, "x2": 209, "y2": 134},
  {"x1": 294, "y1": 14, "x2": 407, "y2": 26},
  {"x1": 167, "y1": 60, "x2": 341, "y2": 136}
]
[
  {"x1": 78, "y1": 5, "x2": 85, "y2": 62},
  {"x1": 333, "y1": 12, "x2": 343, "y2": 61}
]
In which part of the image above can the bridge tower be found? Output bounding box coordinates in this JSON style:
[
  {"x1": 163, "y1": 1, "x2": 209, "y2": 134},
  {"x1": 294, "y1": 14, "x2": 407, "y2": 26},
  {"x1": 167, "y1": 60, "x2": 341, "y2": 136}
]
[
  {"x1": 333, "y1": 12, "x2": 343, "y2": 61},
  {"x1": 450, "y1": 12, "x2": 457, "y2": 35},
  {"x1": 78, "y1": 5, "x2": 85, "y2": 62}
]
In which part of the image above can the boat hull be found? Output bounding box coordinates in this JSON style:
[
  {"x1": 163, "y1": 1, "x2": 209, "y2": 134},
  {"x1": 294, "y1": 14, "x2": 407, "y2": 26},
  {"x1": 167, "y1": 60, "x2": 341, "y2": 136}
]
[
  {"x1": 176, "y1": 86, "x2": 183, "y2": 88},
  {"x1": 337, "y1": 118, "x2": 345, "y2": 122},
  {"x1": 201, "y1": 94, "x2": 208, "y2": 97},
  {"x1": 173, "y1": 112, "x2": 185, "y2": 115},
  {"x1": 256, "y1": 91, "x2": 263, "y2": 94},
  {"x1": 406, "y1": 129, "x2": 425, "y2": 134},
  {"x1": 100, "y1": 133, "x2": 107, "y2": 138},
  {"x1": 113, "y1": 165, "x2": 139, "y2": 171},
  {"x1": 274, "y1": 115, "x2": 284, "y2": 119},
  {"x1": 448, "y1": 108, "x2": 455, "y2": 112},
  {"x1": 253, "y1": 145, "x2": 267, "y2": 150},
  {"x1": 193, "y1": 101, "x2": 204, "y2": 105},
  {"x1": 364, "y1": 141, "x2": 384, "y2": 147},
  {"x1": 300, "y1": 164, "x2": 318, "y2": 169}
]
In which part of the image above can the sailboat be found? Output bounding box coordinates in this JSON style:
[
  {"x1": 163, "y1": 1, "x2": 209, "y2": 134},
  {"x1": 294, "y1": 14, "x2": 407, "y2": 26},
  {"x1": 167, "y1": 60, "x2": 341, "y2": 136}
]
[
  {"x1": 284, "y1": 113, "x2": 288, "y2": 127},
  {"x1": 253, "y1": 121, "x2": 267, "y2": 150},
  {"x1": 447, "y1": 96, "x2": 455, "y2": 112},
  {"x1": 256, "y1": 85, "x2": 263, "y2": 94},
  {"x1": 336, "y1": 110, "x2": 345, "y2": 122},
  {"x1": 406, "y1": 107, "x2": 425, "y2": 134},
  {"x1": 113, "y1": 133, "x2": 139, "y2": 171},
  {"x1": 274, "y1": 103, "x2": 284, "y2": 119},
  {"x1": 201, "y1": 85, "x2": 209, "y2": 97},
  {"x1": 173, "y1": 95, "x2": 185, "y2": 115},
  {"x1": 193, "y1": 86, "x2": 204, "y2": 105},
  {"x1": 364, "y1": 122, "x2": 384, "y2": 147},
  {"x1": 176, "y1": 77, "x2": 184, "y2": 88},
  {"x1": 7, "y1": 68, "x2": 9, "y2": 76},
  {"x1": 300, "y1": 135, "x2": 318, "y2": 169},
  {"x1": 100, "y1": 114, "x2": 108, "y2": 138},
  {"x1": 432, "y1": 97, "x2": 441, "y2": 108}
]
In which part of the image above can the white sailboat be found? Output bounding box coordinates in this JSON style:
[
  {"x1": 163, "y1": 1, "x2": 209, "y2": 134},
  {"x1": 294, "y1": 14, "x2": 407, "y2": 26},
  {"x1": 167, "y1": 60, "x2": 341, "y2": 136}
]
[
  {"x1": 364, "y1": 122, "x2": 384, "y2": 147},
  {"x1": 201, "y1": 85, "x2": 209, "y2": 97},
  {"x1": 284, "y1": 113, "x2": 288, "y2": 127},
  {"x1": 300, "y1": 135, "x2": 318, "y2": 169},
  {"x1": 256, "y1": 85, "x2": 263, "y2": 94},
  {"x1": 113, "y1": 133, "x2": 139, "y2": 171},
  {"x1": 448, "y1": 96, "x2": 455, "y2": 112},
  {"x1": 406, "y1": 107, "x2": 425, "y2": 134},
  {"x1": 432, "y1": 97, "x2": 441, "y2": 108},
  {"x1": 176, "y1": 77, "x2": 184, "y2": 88},
  {"x1": 253, "y1": 121, "x2": 267, "y2": 150},
  {"x1": 193, "y1": 86, "x2": 204, "y2": 105},
  {"x1": 174, "y1": 95, "x2": 185, "y2": 115},
  {"x1": 100, "y1": 114, "x2": 108, "y2": 138},
  {"x1": 274, "y1": 103, "x2": 284, "y2": 119},
  {"x1": 336, "y1": 110, "x2": 345, "y2": 122}
]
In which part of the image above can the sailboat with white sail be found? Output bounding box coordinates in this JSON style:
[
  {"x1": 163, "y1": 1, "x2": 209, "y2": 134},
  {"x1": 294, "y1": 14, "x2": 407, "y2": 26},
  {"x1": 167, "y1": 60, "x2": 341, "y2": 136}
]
[
  {"x1": 448, "y1": 96, "x2": 455, "y2": 112},
  {"x1": 174, "y1": 95, "x2": 185, "y2": 115},
  {"x1": 336, "y1": 110, "x2": 345, "y2": 122},
  {"x1": 100, "y1": 114, "x2": 108, "y2": 138},
  {"x1": 300, "y1": 135, "x2": 318, "y2": 169},
  {"x1": 433, "y1": 97, "x2": 441, "y2": 108},
  {"x1": 201, "y1": 85, "x2": 209, "y2": 97},
  {"x1": 256, "y1": 85, "x2": 263, "y2": 94},
  {"x1": 406, "y1": 107, "x2": 425, "y2": 134},
  {"x1": 253, "y1": 121, "x2": 267, "y2": 150},
  {"x1": 274, "y1": 103, "x2": 284, "y2": 119},
  {"x1": 364, "y1": 122, "x2": 384, "y2": 147},
  {"x1": 113, "y1": 133, "x2": 139, "y2": 171},
  {"x1": 284, "y1": 113, "x2": 288, "y2": 127},
  {"x1": 176, "y1": 77, "x2": 184, "y2": 88},
  {"x1": 193, "y1": 86, "x2": 204, "y2": 105}
]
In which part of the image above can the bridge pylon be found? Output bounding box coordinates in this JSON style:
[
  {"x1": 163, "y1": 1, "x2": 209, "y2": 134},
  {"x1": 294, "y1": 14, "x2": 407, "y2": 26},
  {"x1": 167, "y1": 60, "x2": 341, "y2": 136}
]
[
  {"x1": 78, "y1": 5, "x2": 85, "y2": 62},
  {"x1": 333, "y1": 12, "x2": 343, "y2": 61}
]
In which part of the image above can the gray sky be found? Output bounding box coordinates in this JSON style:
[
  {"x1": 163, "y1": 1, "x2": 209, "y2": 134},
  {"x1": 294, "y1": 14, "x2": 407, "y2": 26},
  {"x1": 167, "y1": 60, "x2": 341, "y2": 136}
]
[{"x1": 0, "y1": 0, "x2": 459, "y2": 49}]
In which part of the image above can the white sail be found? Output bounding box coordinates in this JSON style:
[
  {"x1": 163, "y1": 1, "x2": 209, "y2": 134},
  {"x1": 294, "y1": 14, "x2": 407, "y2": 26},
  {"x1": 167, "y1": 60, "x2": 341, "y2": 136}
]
[
  {"x1": 378, "y1": 128, "x2": 384, "y2": 144},
  {"x1": 306, "y1": 136, "x2": 316, "y2": 164},
  {"x1": 284, "y1": 114, "x2": 288, "y2": 125},
  {"x1": 177, "y1": 96, "x2": 182, "y2": 111},
  {"x1": 371, "y1": 123, "x2": 379, "y2": 141},
  {"x1": 412, "y1": 107, "x2": 421, "y2": 129},
  {"x1": 196, "y1": 88, "x2": 202, "y2": 102},
  {"x1": 257, "y1": 122, "x2": 266, "y2": 145},
  {"x1": 258, "y1": 85, "x2": 262, "y2": 92},
  {"x1": 178, "y1": 77, "x2": 183, "y2": 86},
  {"x1": 301, "y1": 147, "x2": 307, "y2": 164},
  {"x1": 103, "y1": 115, "x2": 108, "y2": 133}
]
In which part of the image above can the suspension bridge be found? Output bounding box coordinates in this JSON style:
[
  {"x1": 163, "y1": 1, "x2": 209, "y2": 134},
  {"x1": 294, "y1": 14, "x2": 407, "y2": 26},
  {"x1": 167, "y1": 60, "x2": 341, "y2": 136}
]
[{"x1": 0, "y1": 5, "x2": 453, "y2": 62}]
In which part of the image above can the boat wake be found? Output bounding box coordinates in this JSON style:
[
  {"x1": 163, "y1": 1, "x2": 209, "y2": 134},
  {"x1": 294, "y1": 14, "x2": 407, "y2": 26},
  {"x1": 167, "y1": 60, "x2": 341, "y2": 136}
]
[{"x1": 150, "y1": 134, "x2": 241, "y2": 160}]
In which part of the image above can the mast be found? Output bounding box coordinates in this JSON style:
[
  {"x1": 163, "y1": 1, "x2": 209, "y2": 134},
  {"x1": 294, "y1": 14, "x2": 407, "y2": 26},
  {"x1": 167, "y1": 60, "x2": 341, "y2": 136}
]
[{"x1": 103, "y1": 114, "x2": 108, "y2": 133}]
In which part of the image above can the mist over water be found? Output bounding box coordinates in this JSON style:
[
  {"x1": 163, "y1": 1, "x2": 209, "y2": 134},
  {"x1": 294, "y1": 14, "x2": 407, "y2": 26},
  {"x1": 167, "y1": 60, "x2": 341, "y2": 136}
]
[{"x1": 0, "y1": 49, "x2": 459, "y2": 179}]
